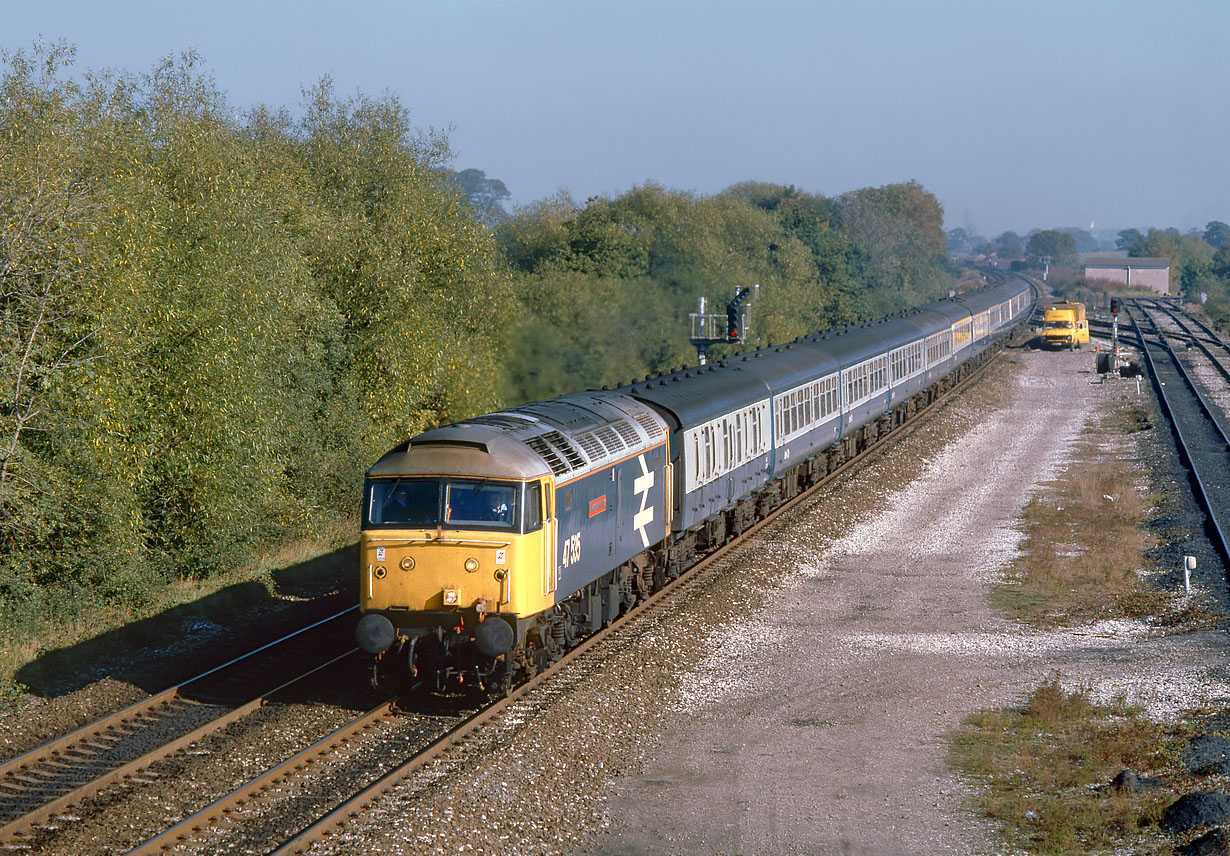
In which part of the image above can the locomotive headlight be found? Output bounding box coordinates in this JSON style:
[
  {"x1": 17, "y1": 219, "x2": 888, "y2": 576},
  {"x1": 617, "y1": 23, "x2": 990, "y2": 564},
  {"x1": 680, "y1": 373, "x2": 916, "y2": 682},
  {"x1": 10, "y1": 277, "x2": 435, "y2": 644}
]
[
  {"x1": 374, "y1": 566, "x2": 387, "y2": 579},
  {"x1": 400, "y1": 556, "x2": 415, "y2": 571},
  {"x1": 464, "y1": 557, "x2": 480, "y2": 573},
  {"x1": 443, "y1": 589, "x2": 460, "y2": 605}
]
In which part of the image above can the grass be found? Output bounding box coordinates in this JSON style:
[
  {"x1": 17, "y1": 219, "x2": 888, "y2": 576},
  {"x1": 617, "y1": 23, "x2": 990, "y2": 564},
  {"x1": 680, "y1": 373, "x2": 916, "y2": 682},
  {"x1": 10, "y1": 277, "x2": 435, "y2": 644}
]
[
  {"x1": 952, "y1": 394, "x2": 1227, "y2": 854},
  {"x1": 990, "y1": 398, "x2": 1203, "y2": 629},
  {"x1": 949, "y1": 673, "x2": 1179, "y2": 856},
  {"x1": 0, "y1": 517, "x2": 357, "y2": 711}
]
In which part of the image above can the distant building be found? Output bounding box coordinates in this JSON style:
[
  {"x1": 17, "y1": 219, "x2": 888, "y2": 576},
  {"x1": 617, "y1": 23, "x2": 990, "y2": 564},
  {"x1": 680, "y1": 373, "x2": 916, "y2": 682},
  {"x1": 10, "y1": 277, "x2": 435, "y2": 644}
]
[{"x1": 1082, "y1": 255, "x2": 1171, "y2": 294}]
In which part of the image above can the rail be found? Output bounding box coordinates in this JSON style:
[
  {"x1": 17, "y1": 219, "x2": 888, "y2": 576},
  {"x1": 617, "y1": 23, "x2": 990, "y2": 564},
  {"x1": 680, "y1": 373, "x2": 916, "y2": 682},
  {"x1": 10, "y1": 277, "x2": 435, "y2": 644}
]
[
  {"x1": 1128, "y1": 302, "x2": 1230, "y2": 570},
  {"x1": 0, "y1": 607, "x2": 358, "y2": 845}
]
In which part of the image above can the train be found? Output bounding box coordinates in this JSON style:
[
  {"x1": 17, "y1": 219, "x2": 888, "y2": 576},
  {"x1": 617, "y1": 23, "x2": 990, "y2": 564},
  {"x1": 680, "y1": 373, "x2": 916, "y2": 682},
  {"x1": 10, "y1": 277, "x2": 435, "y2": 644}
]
[{"x1": 354, "y1": 276, "x2": 1036, "y2": 694}]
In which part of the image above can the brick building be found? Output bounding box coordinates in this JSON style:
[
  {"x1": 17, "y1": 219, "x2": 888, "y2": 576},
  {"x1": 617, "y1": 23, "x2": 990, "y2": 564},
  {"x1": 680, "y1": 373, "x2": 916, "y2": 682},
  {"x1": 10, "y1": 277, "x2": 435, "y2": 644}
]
[{"x1": 1082, "y1": 256, "x2": 1171, "y2": 294}]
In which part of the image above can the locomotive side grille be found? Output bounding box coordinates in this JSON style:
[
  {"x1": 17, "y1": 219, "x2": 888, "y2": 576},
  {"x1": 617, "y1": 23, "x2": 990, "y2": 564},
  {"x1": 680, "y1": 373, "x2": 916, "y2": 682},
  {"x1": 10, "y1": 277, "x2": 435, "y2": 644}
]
[
  {"x1": 525, "y1": 435, "x2": 570, "y2": 476},
  {"x1": 612, "y1": 419, "x2": 641, "y2": 447},
  {"x1": 594, "y1": 425, "x2": 626, "y2": 455},
  {"x1": 574, "y1": 432, "x2": 605, "y2": 461},
  {"x1": 633, "y1": 411, "x2": 664, "y2": 439}
]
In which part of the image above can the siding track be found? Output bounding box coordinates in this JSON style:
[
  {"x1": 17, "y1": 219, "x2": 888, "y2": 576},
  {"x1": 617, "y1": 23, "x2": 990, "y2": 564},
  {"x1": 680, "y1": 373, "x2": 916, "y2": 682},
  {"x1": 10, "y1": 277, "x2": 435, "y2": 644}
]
[
  {"x1": 1128, "y1": 299, "x2": 1230, "y2": 569},
  {"x1": 0, "y1": 608, "x2": 358, "y2": 849}
]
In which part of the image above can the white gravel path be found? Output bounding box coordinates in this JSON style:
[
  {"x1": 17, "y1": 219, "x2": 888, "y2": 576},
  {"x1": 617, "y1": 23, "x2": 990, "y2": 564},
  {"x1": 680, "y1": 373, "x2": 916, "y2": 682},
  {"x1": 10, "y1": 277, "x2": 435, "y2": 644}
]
[{"x1": 589, "y1": 348, "x2": 1230, "y2": 856}]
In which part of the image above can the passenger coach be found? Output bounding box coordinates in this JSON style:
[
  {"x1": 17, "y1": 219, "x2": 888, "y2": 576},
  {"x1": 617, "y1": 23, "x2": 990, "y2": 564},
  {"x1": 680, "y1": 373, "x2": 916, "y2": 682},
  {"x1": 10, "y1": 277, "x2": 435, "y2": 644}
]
[{"x1": 355, "y1": 277, "x2": 1036, "y2": 692}]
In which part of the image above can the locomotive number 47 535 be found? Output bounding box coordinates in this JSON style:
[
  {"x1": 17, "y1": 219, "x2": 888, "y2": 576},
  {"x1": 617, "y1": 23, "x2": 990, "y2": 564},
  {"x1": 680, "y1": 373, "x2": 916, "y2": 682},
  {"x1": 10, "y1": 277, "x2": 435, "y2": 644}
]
[{"x1": 561, "y1": 532, "x2": 581, "y2": 568}]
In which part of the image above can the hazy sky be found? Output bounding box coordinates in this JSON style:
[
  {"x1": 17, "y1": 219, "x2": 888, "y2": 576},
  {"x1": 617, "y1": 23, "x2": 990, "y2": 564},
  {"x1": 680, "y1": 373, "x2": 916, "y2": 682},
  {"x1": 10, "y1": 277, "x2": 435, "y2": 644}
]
[{"x1": 6, "y1": 0, "x2": 1227, "y2": 237}]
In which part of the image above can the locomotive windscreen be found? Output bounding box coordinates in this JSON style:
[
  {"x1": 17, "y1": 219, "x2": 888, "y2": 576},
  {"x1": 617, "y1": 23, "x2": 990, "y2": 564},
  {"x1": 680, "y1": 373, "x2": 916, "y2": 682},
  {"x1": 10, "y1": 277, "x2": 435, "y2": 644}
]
[{"x1": 364, "y1": 478, "x2": 521, "y2": 531}]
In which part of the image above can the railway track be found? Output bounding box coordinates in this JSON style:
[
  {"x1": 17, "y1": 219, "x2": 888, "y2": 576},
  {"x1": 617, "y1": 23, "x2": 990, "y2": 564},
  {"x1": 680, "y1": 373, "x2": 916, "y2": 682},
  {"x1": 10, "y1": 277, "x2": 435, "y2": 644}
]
[
  {"x1": 0, "y1": 608, "x2": 361, "y2": 850},
  {"x1": 3, "y1": 321, "x2": 1033, "y2": 855},
  {"x1": 266, "y1": 325, "x2": 1036, "y2": 855},
  {"x1": 1139, "y1": 298, "x2": 1230, "y2": 412},
  {"x1": 1127, "y1": 299, "x2": 1230, "y2": 569}
]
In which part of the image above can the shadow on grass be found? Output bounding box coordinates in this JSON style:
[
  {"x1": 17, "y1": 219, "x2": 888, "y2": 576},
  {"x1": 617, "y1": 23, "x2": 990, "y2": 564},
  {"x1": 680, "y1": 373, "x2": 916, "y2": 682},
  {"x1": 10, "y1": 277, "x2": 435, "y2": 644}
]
[{"x1": 16, "y1": 543, "x2": 359, "y2": 700}]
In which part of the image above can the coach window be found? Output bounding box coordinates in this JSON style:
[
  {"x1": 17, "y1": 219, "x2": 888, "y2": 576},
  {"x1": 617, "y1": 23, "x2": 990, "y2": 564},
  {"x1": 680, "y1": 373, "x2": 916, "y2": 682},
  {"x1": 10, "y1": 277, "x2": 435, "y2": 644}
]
[
  {"x1": 704, "y1": 426, "x2": 714, "y2": 479},
  {"x1": 693, "y1": 432, "x2": 702, "y2": 483}
]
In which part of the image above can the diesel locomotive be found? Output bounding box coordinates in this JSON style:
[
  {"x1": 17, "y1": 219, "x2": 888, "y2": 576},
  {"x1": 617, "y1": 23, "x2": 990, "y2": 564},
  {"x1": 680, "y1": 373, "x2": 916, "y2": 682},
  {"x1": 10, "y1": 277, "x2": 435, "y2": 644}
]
[{"x1": 355, "y1": 277, "x2": 1035, "y2": 694}]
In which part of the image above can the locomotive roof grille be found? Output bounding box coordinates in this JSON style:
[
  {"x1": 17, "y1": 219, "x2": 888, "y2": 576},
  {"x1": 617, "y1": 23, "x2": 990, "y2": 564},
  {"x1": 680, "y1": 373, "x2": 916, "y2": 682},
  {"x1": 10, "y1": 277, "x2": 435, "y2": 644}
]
[
  {"x1": 463, "y1": 413, "x2": 539, "y2": 429},
  {"x1": 573, "y1": 432, "x2": 606, "y2": 460},
  {"x1": 594, "y1": 425, "x2": 626, "y2": 455},
  {"x1": 543, "y1": 429, "x2": 585, "y2": 470},
  {"x1": 524, "y1": 434, "x2": 571, "y2": 476},
  {"x1": 612, "y1": 418, "x2": 642, "y2": 447}
]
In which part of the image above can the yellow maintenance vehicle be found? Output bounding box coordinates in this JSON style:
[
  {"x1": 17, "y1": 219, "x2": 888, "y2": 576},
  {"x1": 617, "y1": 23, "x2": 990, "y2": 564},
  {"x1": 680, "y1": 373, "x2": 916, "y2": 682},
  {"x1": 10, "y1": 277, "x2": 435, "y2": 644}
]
[{"x1": 1041, "y1": 301, "x2": 1089, "y2": 350}]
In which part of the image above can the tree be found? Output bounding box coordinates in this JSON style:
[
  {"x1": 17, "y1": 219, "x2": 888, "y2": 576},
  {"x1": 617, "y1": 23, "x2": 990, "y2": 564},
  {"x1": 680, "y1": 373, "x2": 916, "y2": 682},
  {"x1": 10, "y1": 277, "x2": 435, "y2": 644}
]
[
  {"x1": 995, "y1": 231, "x2": 1023, "y2": 258},
  {"x1": 0, "y1": 48, "x2": 512, "y2": 612},
  {"x1": 1116, "y1": 229, "x2": 1144, "y2": 253},
  {"x1": 836, "y1": 181, "x2": 949, "y2": 306},
  {"x1": 1025, "y1": 230, "x2": 1078, "y2": 267},
  {"x1": 0, "y1": 42, "x2": 104, "y2": 542},
  {"x1": 1133, "y1": 228, "x2": 1213, "y2": 297},
  {"x1": 1213, "y1": 244, "x2": 1230, "y2": 280},
  {"x1": 1204, "y1": 221, "x2": 1230, "y2": 249},
  {"x1": 1057, "y1": 227, "x2": 1097, "y2": 253},
  {"x1": 451, "y1": 167, "x2": 511, "y2": 226},
  {"x1": 945, "y1": 228, "x2": 989, "y2": 255}
]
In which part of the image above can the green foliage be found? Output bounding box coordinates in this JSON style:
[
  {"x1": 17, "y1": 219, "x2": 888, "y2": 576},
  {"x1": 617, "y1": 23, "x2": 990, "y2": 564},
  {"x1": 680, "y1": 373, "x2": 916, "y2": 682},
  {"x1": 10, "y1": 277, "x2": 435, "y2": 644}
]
[
  {"x1": 1026, "y1": 230, "x2": 1078, "y2": 267},
  {"x1": 0, "y1": 45, "x2": 504, "y2": 613},
  {"x1": 498, "y1": 180, "x2": 953, "y2": 401},
  {"x1": 1116, "y1": 228, "x2": 1145, "y2": 253},
  {"x1": 449, "y1": 167, "x2": 510, "y2": 226},
  {"x1": 836, "y1": 181, "x2": 950, "y2": 309},
  {"x1": 0, "y1": 41, "x2": 963, "y2": 648},
  {"x1": 950, "y1": 674, "x2": 1174, "y2": 856},
  {"x1": 1129, "y1": 227, "x2": 1213, "y2": 298},
  {"x1": 995, "y1": 231, "x2": 1023, "y2": 259},
  {"x1": 1205, "y1": 220, "x2": 1230, "y2": 249}
]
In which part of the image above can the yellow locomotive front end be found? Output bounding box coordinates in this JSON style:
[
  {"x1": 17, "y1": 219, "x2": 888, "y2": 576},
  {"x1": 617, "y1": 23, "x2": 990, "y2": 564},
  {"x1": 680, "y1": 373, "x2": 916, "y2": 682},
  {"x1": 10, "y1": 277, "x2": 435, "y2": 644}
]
[{"x1": 355, "y1": 430, "x2": 557, "y2": 694}]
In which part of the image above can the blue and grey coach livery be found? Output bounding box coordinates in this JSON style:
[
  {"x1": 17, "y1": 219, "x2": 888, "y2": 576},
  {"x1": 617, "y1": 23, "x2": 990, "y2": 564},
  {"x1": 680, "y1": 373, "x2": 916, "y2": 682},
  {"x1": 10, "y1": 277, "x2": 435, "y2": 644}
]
[{"x1": 356, "y1": 277, "x2": 1035, "y2": 693}]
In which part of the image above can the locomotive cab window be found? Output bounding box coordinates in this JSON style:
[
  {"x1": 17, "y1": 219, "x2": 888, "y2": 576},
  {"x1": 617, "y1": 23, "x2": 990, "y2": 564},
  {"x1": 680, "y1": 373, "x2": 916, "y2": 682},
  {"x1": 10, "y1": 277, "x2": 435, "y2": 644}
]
[
  {"x1": 364, "y1": 477, "x2": 521, "y2": 532},
  {"x1": 525, "y1": 482, "x2": 544, "y2": 531}
]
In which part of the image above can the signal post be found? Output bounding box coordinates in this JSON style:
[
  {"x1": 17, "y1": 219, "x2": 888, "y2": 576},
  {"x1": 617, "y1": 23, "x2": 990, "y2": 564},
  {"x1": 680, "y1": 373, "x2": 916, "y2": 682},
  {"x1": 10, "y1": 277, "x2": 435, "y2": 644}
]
[{"x1": 689, "y1": 285, "x2": 758, "y2": 365}]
